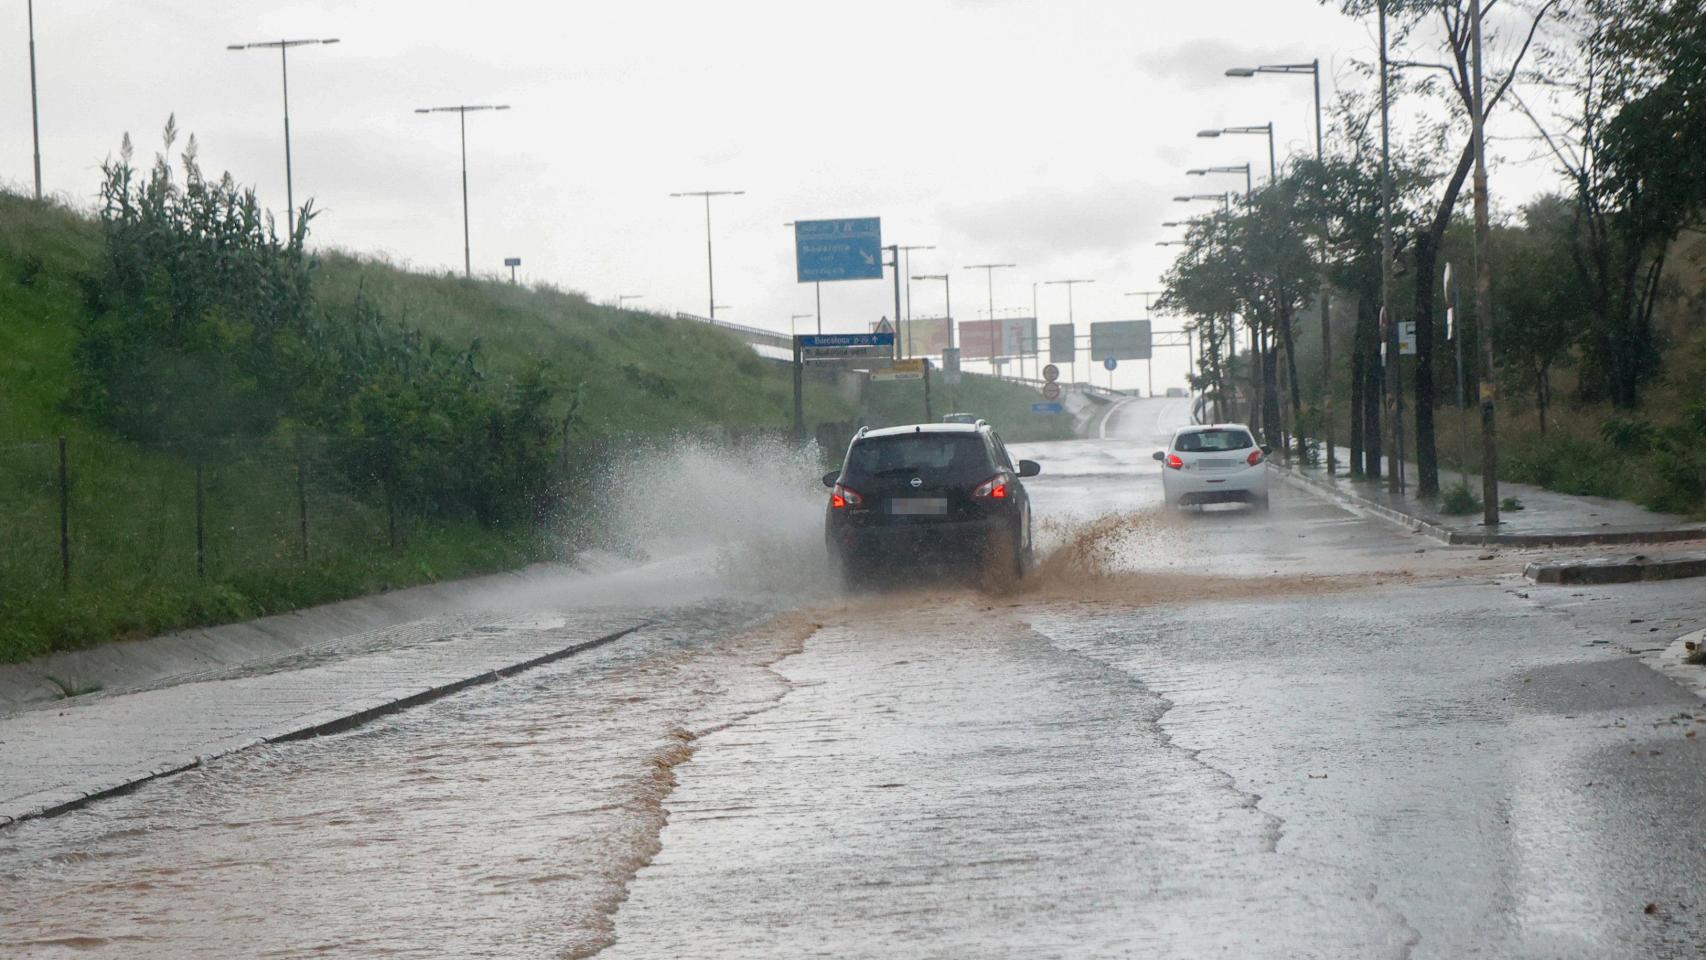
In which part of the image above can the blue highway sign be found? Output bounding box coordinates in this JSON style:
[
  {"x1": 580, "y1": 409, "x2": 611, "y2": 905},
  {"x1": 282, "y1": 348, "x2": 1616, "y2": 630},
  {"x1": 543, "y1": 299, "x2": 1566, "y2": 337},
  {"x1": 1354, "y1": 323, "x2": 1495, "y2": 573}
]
[
  {"x1": 798, "y1": 332, "x2": 893, "y2": 349},
  {"x1": 1032, "y1": 402, "x2": 1065, "y2": 415},
  {"x1": 795, "y1": 218, "x2": 884, "y2": 282},
  {"x1": 1103, "y1": 357, "x2": 1119, "y2": 371}
]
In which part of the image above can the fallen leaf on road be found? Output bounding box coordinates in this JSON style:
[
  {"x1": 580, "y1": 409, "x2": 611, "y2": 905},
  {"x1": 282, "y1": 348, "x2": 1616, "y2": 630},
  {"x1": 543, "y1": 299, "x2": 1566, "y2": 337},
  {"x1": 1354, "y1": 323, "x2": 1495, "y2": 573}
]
[
  {"x1": 1644, "y1": 903, "x2": 1658, "y2": 915},
  {"x1": 1307, "y1": 773, "x2": 1328, "y2": 779},
  {"x1": 1687, "y1": 731, "x2": 1697, "y2": 739}
]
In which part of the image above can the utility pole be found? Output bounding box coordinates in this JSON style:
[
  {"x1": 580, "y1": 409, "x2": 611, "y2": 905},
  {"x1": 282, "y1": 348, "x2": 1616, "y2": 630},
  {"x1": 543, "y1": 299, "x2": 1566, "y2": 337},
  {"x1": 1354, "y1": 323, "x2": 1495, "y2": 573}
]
[
  {"x1": 671, "y1": 189, "x2": 745, "y2": 319},
  {"x1": 1378, "y1": 1, "x2": 1404, "y2": 493},
  {"x1": 886, "y1": 245, "x2": 903, "y2": 360},
  {"x1": 1470, "y1": 0, "x2": 1500, "y2": 525},
  {"x1": 416, "y1": 104, "x2": 511, "y2": 278},
  {"x1": 27, "y1": 0, "x2": 43, "y2": 199},
  {"x1": 230, "y1": 37, "x2": 341, "y2": 238}
]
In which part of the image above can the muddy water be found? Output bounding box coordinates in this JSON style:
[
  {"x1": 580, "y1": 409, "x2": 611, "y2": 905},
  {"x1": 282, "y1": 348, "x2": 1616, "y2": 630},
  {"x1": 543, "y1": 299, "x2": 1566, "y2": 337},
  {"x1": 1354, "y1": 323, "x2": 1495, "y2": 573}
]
[{"x1": 0, "y1": 609, "x2": 816, "y2": 959}]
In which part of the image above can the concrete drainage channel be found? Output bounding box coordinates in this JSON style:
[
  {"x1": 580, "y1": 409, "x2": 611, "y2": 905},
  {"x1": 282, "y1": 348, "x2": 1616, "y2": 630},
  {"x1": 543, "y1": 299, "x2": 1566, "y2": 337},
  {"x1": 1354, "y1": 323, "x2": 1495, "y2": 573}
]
[{"x1": 0, "y1": 621, "x2": 646, "y2": 830}]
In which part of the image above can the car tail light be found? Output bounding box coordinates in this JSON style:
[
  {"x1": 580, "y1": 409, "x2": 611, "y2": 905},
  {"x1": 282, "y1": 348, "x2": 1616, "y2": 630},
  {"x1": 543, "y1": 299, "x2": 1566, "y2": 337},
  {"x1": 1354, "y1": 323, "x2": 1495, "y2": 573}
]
[
  {"x1": 831, "y1": 484, "x2": 864, "y2": 509},
  {"x1": 972, "y1": 474, "x2": 1010, "y2": 500},
  {"x1": 1166, "y1": 454, "x2": 1184, "y2": 470},
  {"x1": 1247, "y1": 449, "x2": 1264, "y2": 466}
]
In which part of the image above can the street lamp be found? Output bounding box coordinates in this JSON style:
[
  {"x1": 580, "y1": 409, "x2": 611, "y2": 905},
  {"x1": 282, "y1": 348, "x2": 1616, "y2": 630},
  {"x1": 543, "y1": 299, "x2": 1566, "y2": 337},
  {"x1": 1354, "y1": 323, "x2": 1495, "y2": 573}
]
[
  {"x1": 228, "y1": 37, "x2": 340, "y2": 237},
  {"x1": 671, "y1": 189, "x2": 745, "y2": 319},
  {"x1": 1175, "y1": 193, "x2": 1233, "y2": 211},
  {"x1": 1043, "y1": 278, "x2": 1094, "y2": 380},
  {"x1": 26, "y1": 0, "x2": 43, "y2": 199},
  {"x1": 784, "y1": 221, "x2": 824, "y2": 334},
  {"x1": 789, "y1": 313, "x2": 813, "y2": 337},
  {"x1": 911, "y1": 273, "x2": 952, "y2": 351},
  {"x1": 1187, "y1": 163, "x2": 1253, "y2": 198},
  {"x1": 1227, "y1": 59, "x2": 1333, "y2": 471},
  {"x1": 1155, "y1": 240, "x2": 1191, "y2": 247},
  {"x1": 415, "y1": 104, "x2": 510, "y2": 278},
  {"x1": 963, "y1": 263, "x2": 1017, "y2": 370},
  {"x1": 894, "y1": 244, "x2": 936, "y2": 357},
  {"x1": 1198, "y1": 123, "x2": 1277, "y2": 184}
]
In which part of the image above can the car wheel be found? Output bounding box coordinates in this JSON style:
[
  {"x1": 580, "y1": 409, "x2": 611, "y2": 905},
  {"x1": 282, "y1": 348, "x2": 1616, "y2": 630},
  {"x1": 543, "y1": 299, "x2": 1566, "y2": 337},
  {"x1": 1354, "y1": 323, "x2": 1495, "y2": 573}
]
[
  {"x1": 980, "y1": 529, "x2": 1021, "y2": 593},
  {"x1": 1253, "y1": 495, "x2": 1270, "y2": 512}
]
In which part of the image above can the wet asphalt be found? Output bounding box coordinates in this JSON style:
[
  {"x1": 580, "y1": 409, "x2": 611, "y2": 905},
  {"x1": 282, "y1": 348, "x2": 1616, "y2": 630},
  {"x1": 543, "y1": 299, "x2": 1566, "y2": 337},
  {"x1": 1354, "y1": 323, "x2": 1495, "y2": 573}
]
[{"x1": 3, "y1": 398, "x2": 1703, "y2": 958}]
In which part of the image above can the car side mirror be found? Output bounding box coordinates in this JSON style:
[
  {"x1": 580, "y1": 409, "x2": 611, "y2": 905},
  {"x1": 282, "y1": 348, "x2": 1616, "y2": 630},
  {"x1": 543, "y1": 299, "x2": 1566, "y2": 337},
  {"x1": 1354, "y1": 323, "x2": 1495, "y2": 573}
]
[
  {"x1": 1261, "y1": 445, "x2": 1273, "y2": 456},
  {"x1": 1152, "y1": 450, "x2": 1165, "y2": 461},
  {"x1": 821, "y1": 471, "x2": 840, "y2": 488},
  {"x1": 1017, "y1": 459, "x2": 1041, "y2": 478}
]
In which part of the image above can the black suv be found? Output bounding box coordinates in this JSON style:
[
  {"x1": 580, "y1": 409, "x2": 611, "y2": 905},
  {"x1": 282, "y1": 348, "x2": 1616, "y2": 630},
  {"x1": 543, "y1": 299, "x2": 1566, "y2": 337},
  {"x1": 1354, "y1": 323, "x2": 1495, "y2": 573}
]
[{"x1": 822, "y1": 421, "x2": 1040, "y2": 584}]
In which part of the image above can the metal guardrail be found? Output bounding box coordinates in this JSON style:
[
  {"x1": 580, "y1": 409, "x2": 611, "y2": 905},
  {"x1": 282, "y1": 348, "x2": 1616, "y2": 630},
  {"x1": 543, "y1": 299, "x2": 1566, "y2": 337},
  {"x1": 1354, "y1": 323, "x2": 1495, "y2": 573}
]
[{"x1": 674, "y1": 311, "x2": 794, "y2": 350}]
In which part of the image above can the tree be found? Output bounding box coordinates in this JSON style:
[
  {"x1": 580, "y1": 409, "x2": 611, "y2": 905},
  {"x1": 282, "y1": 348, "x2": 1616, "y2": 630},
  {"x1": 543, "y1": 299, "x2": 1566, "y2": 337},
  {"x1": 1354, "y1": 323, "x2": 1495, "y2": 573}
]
[{"x1": 1519, "y1": 0, "x2": 1706, "y2": 406}]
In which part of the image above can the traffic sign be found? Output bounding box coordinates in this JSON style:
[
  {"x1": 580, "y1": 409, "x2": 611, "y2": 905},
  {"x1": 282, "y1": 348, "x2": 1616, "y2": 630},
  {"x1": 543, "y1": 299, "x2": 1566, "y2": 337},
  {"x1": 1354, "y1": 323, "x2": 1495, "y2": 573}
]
[
  {"x1": 799, "y1": 331, "x2": 895, "y2": 364},
  {"x1": 1399, "y1": 320, "x2": 1418, "y2": 355},
  {"x1": 1103, "y1": 357, "x2": 1118, "y2": 371},
  {"x1": 1048, "y1": 324, "x2": 1075, "y2": 363},
  {"x1": 872, "y1": 358, "x2": 926, "y2": 382},
  {"x1": 1032, "y1": 402, "x2": 1064, "y2": 415},
  {"x1": 1090, "y1": 320, "x2": 1152, "y2": 360},
  {"x1": 942, "y1": 347, "x2": 962, "y2": 385},
  {"x1": 503, "y1": 257, "x2": 521, "y2": 267},
  {"x1": 795, "y1": 218, "x2": 883, "y2": 282},
  {"x1": 1041, "y1": 381, "x2": 1062, "y2": 400},
  {"x1": 1042, "y1": 363, "x2": 1060, "y2": 383}
]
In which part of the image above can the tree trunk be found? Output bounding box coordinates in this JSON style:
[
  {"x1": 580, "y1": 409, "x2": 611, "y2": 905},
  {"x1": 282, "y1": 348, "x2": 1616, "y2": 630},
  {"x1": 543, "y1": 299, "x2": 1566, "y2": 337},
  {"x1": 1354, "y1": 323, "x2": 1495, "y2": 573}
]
[
  {"x1": 1349, "y1": 337, "x2": 1366, "y2": 477},
  {"x1": 1262, "y1": 339, "x2": 1282, "y2": 451},
  {"x1": 1279, "y1": 305, "x2": 1305, "y2": 463},
  {"x1": 1412, "y1": 142, "x2": 1473, "y2": 498},
  {"x1": 1536, "y1": 361, "x2": 1550, "y2": 435}
]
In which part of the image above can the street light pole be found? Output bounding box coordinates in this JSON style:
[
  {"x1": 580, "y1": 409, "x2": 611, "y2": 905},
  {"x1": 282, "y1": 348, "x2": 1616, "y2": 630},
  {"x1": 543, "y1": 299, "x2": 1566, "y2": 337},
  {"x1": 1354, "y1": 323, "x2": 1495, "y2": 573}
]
[
  {"x1": 895, "y1": 244, "x2": 936, "y2": 357},
  {"x1": 1187, "y1": 164, "x2": 1252, "y2": 199},
  {"x1": 964, "y1": 263, "x2": 1017, "y2": 374},
  {"x1": 27, "y1": 0, "x2": 43, "y2": 199},
  {"x1": 1377, "y1": 0, "x2": 1405, "y2": 493},
  {"x1": 229, "y1": 37, "x2": 340, "y2": 238},
  {"x1": 672, "y1": 189, "x2": 745, "y2": 319},
  {"x1": 1044, "y1": 279, "x2": 1094, "y2": 383},
  {"x1": 1226, "y1": 58, "x2": 1335, "y2": 472},
  {"x1": 416, "y1": 104, "x2": 511, "y2": 278}
]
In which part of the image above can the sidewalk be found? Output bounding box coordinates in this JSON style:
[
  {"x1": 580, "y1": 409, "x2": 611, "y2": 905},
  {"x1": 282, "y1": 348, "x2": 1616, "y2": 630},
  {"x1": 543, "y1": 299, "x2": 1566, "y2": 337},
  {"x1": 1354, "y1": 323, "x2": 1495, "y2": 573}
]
[
  {"x1": 0, "y1": 611, "x2": 645, "y2": 828},
  {"x1": 1280, "y1": 455, "x2": 1706, "y2": 547}
]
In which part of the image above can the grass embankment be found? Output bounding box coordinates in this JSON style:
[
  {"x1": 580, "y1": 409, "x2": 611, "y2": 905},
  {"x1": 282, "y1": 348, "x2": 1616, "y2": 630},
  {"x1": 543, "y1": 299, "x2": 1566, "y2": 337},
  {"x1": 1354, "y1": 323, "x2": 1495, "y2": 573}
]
[{"x1": 0, "y1": 191, "x2": 1063, "y2": 661}]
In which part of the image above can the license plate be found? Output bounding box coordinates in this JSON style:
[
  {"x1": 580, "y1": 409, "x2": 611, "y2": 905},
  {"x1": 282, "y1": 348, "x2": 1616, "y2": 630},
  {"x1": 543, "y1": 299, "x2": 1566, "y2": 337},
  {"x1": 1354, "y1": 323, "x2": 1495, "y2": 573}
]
[{"x1": 891, "y1": 497, "x2": 948, "y2": 516}]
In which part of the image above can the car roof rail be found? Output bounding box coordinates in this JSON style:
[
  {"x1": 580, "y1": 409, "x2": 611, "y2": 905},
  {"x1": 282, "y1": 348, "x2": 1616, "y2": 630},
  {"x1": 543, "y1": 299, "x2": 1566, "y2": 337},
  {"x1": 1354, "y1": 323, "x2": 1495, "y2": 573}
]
[
  {"x1": 854, "y1": 425, "x2": 870, "y2": 438},
  {"x1": 976, "y1": 419, "x2": 989, "y2": 429}
]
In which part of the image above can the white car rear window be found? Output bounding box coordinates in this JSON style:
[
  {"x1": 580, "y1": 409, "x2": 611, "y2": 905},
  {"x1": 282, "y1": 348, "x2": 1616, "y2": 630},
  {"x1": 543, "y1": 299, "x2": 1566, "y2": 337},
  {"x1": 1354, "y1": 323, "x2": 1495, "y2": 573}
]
[{"x1": 1175, "y1": 429, "x2": 1254, "y2": 452}]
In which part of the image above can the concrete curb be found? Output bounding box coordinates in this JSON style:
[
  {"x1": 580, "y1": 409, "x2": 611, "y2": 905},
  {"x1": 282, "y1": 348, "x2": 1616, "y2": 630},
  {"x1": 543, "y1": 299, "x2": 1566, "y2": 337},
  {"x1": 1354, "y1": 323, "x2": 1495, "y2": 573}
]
[
  {"x1": 1278, "y1": 465, "x2": 1706, "y2": 548},
  {"x1": 0, "y1": 622, "x2": 645, "y2": 831},
  {"x1": 1647, "y1": 630, "x2": 1706, "y2": 703},
  {"x1": 1523, "y1": 553, "x2": 1706, "y2": 585}
]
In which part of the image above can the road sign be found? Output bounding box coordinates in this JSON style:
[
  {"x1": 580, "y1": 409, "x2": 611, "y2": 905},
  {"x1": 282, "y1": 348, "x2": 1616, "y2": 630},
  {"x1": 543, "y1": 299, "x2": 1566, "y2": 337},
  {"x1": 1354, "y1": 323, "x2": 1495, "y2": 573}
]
[
  {"x1": 1048, "y1": 324, "x2": 1075, "y2": 363},
  {"x1": 1032, "y1": 402, "x2": 1064, "y2": 415},
  {"x1": 1103, "y1": 357, "x2": 1118, "y2": 371},
  {"x1": 872, "y1": 358, "x2": 926, "y2": 381},
  {"x1": 1090, "y1": 320, "x2": 1152, "y2": 360},
  {"x1": 942, "y1": 347, "x2": 961, "y2": 385},
  {"x1": 1399, "y1": 320, "x2": 1418, "y2": 355},
  {"x1": 503, "y1": 257, "x2": 521, "y2": 267},
  {"x1": 795, "y1": 218, "x2": 883, "y2": 282},
  {"x1": 1041, "y1": 381, "x2": 1062, "y2": 400},
  {"x1": 799, "y1": 332, "x2": 895, "y2": 364},
  {"x1": 1042, "y1": 363, "x2": 1060, "y2": 383}
]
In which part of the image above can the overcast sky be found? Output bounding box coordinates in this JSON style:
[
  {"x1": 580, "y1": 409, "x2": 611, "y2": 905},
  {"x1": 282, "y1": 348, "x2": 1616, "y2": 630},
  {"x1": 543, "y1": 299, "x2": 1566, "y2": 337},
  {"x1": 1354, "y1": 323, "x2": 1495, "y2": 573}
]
[{"x1": 3, "y1": 0, "x2": 1565, "y2": 391}]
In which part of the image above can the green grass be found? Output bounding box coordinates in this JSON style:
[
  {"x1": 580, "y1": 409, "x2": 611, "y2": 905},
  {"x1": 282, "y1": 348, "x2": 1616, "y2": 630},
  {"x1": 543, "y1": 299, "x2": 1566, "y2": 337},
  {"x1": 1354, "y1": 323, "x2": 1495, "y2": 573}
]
[{"x1": 0, "y1": 190, "x2": 1063, "y2": 661}]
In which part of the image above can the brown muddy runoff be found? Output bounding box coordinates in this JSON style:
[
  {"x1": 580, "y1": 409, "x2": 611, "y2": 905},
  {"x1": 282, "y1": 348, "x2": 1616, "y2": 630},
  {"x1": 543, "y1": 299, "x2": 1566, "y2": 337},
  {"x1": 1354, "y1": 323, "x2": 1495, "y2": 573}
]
[{"x1": 0, "y1": 505, "x2": 1435, "y2": 959}]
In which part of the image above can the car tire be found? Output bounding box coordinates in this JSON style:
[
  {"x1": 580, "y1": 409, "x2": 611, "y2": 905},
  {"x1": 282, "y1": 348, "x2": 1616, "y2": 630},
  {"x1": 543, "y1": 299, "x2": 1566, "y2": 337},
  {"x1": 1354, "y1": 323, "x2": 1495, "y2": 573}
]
[{"x1": 1253, "y1": 494, "x2": 1271, "y2": 512}]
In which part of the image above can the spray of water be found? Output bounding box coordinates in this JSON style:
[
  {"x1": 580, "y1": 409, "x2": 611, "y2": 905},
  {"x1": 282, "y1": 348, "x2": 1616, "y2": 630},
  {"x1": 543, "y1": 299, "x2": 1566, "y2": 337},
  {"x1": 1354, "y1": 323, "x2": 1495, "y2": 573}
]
[{"x1": 569, "y1": 434, "x2": 834, "y2": 602}]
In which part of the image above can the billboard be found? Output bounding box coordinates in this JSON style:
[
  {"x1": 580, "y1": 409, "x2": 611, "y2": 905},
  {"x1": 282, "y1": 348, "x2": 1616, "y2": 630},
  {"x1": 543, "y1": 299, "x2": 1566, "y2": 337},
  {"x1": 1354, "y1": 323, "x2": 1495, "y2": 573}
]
[
  {"x1": 795, "y1": 218, "x2": 883, "y2": 282},
  {"x1": 1090, "y1": 320, "x2": 1152, "y2": 360},
  {"x1": 958, "y1": 317, "x2": 1038, "y2": 360},
  {"x1": 1048, "y1": 324, "x2": 1075, "y2": 363},
  {"x1": 875, "y1": 316, "x2": 952, "y2": 357}
]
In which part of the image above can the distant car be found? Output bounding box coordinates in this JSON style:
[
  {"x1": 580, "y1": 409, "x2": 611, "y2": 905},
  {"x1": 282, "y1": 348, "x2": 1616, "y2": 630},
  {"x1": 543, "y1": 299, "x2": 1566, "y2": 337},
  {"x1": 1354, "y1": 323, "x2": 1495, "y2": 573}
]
[
  {"x1": 1165, "y1": 387, "x2": 1188, "y2": 398},
  {"x1": 941, "y1": 412, "x2": 981, "y2": 425},
  {"x1": 1153, "y1": 424, "x2": 1270, "y2": 511},
  {"x1": 823, "y1": 422, "x2": 1040, "y2": 586}
]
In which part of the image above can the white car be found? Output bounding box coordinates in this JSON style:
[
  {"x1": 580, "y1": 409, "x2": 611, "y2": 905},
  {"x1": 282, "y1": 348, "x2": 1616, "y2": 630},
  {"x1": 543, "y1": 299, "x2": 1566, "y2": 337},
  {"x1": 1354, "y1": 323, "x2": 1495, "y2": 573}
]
[{"x1": 1153, "y1": 424, "x2": 1271, "y2": 511}]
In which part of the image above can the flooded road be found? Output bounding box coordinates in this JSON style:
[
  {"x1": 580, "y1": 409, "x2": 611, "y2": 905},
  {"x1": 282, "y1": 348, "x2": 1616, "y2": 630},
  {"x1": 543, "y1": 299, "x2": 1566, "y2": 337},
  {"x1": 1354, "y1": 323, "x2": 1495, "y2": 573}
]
[{"x1": 4, "y1": 400, "x2": 1705, "y2": 958}]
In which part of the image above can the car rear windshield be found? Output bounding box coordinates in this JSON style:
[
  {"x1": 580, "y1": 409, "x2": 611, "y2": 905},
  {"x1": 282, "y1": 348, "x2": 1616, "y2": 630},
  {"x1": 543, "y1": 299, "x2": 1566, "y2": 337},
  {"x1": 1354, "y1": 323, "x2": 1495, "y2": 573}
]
[
  {"x1": 846, "y1": 434, "x2": 992, "y2": 478},
  {"x1": 1174, "y1": 429, "x2": 1254, "y2": 452}
]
